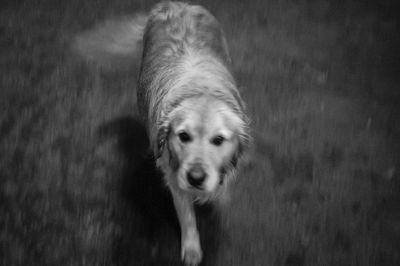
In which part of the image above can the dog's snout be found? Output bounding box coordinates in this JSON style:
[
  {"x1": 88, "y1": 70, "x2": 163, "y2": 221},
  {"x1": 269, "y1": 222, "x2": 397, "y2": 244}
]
[{"x1": 187, "y1": 165, "x2": 207, "y2": 188}]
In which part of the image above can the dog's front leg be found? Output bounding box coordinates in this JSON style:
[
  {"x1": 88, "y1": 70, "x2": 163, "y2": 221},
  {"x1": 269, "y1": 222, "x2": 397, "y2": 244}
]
[{"x1": 171, "y1": 189, "x2": 202, "y2": 266}]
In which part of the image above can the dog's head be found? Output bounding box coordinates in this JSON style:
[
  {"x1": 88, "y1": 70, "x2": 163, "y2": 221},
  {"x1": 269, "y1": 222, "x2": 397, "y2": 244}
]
[{"x1": 156, "y1": 95, "x2": 249, "y2": 199}]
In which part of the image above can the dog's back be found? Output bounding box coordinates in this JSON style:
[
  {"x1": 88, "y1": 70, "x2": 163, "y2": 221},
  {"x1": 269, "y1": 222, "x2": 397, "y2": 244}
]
[
  {"x1": 137, "y1": 2, "x2": 239, "y2": 153},
  {"x1": 142, "y1": 2, "x2": 231, "y2": 65},
  {"x1": 137, "y1": 2, "x2": 232, "y2": 115}
]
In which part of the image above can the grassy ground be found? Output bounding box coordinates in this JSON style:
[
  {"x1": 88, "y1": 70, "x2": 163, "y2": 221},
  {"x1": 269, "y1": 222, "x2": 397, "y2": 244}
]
[{"x1": 1, "y1": 0, "x2": 399, "y2": 265}]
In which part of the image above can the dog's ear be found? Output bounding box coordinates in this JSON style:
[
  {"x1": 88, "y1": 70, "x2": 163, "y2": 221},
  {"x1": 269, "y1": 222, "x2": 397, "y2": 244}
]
[
  {"x1": 155, "y1": 124, "x2": 169, "y2": 159},
  {"x1": 232, "y1": 117, "x2": 252, "y2": 170},
  {"x1": 155, "y1": 121, "x2": 180, "y2": 171},
  {"x1": 220, "y1": 129, "x2": 251, "y2": 185}
]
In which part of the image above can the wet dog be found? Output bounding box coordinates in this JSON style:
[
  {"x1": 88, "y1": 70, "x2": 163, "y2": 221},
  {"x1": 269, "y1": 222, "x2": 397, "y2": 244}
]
[{"x1": 74, "y1": 2, "x2": 250, "y2": 265}]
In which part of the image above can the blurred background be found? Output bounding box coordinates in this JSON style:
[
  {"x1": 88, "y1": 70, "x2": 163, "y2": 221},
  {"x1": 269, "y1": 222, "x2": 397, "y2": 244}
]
[{"x1": 0, "y1": 0, "x2": 399, "y2": 265}]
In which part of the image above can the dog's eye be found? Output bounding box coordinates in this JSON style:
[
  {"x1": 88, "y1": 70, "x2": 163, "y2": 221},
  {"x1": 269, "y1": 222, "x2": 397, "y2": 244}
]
[
  {"x1": 211, "y1": 135, "x2": 225, "y2": 146},
  {"x1": 178, "y1": 131, "x2": 191, "y2": 143}
]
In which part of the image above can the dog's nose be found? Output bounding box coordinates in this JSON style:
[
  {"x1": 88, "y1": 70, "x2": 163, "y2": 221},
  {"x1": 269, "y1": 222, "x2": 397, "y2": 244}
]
[{"x1": 187, "y1": 165, "x2": 207, "y2": 188}]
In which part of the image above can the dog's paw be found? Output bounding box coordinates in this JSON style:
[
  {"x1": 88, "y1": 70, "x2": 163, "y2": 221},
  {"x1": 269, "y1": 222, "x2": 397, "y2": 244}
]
[{"x1": 181, "y1": 242, "x2": 203, "y2": 266}]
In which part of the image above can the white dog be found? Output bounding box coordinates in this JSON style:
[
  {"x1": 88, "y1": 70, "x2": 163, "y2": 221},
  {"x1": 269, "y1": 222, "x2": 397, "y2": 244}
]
[{"x1": 74, "y1": 2, "x2": 250, "y2": 265}]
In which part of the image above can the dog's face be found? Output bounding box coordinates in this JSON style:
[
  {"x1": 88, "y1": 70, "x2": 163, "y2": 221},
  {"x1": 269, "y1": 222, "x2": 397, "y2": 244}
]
[{"x1": 161, "y1": 96, "x2": 246, "y2": 196}]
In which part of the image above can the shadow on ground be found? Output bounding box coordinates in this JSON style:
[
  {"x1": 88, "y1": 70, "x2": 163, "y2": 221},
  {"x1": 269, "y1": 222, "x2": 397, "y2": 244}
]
[{"x1": 97, "y1": 116, "x2": 221, "y2": 265}]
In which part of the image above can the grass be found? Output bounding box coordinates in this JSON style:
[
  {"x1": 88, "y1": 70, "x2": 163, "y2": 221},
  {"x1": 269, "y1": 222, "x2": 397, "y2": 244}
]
[{"x1": 0, "y1": 0, "x2": 399, "y2": 265}]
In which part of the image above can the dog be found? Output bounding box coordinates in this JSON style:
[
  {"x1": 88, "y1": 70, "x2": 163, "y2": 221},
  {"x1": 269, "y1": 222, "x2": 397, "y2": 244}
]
[{"x1": 74, "y1": 2, "x2": 250, "y2": 265}]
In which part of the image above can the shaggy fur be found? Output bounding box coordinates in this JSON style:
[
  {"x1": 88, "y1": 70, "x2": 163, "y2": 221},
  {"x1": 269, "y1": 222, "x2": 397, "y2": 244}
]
[{"x1": 73, "y1": 2, "x2": 250, "y2": 265}]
